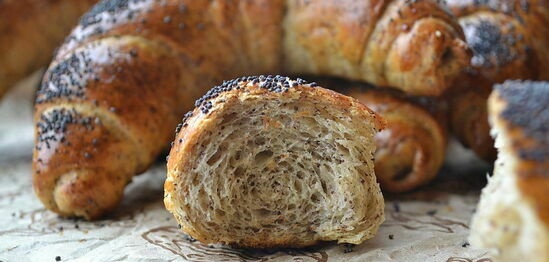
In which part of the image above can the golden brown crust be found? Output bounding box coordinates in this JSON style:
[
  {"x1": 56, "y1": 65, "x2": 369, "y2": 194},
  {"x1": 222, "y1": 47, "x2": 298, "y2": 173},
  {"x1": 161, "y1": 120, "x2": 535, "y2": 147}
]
[
  {"x1": 58, "y1": 0, "x2": 469, "y2": 96},
  {"x1": 342, "y1": 87, "x2": 447, "y2": 192},
  {"x1": 33, "y1": 106, "x2": 136, "y2": 219},
  {"x1": 0, "y1": 0, "x2": 97, "y2": 98},
  {"x1": 171, "y1": 76, "x2": 385, "y2": 137},
  {"x1": 33, "y1": 36, "x2": 184, "y2": 219},
  {"x1": 489, "y1": 80, "x2": 549, "y2": 225},
  {"x1": 284, "y1": 0, "x2": 470, "y2": 96}
]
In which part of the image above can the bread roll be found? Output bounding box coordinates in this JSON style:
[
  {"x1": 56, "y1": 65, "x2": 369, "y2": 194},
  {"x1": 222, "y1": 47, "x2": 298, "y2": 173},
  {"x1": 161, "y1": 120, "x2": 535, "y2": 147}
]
[
  {"x1": 469, "y1": 80, "x2": 549, "y2": 262},
  {"x1": 445, "y1": 0, "x2": 549, "y2": 161},
  {"x1": 164, "y1": 75, "x2": 385, "y2": 248}
]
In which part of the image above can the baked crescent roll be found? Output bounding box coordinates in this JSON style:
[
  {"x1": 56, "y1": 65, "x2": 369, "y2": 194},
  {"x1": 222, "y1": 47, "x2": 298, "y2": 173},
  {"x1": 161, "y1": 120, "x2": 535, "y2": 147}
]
[
  {"x1": 34, "y1": 0, "x2": 469, "y2": 219},
  {"x1": 469, "y1": 80, "x2": 549, "y2": 262},
  {"x1": 0, "y1": 0, "x2": 97, "y2": 99},
  {"x1": 164, "y1": 76, "x2": 385, "y2": 248}
]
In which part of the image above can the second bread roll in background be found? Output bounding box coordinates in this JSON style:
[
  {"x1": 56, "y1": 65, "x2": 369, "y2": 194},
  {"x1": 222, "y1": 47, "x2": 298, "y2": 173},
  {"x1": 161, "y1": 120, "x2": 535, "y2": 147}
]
[
  {"x1": 343, "y1": 88, "x2": 447, "y2": 193},
  {"x1": 445, "y1": 0, "x2": 549, "y2": 161}
]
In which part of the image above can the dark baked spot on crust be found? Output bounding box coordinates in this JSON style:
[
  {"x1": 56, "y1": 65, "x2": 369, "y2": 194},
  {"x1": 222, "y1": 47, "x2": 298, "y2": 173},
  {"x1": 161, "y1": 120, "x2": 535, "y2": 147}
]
[
  {"x1": 496, "y1": 80, "x2": 549, "y2": 162},
  {"x1": 463, "y1": 19, "x2": 515, "y2": 68},
  {"x1": 175, "y1": 75, "x2": 317, "y2": 135}
]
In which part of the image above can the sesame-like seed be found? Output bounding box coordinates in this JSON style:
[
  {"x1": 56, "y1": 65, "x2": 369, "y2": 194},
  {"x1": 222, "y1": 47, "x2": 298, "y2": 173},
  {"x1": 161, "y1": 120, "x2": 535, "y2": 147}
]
[
  {"x1": 36, "y1": 52, "x2": 92, "y2": 104},
  {"x1": 36, "y1": 109, "x2": 94, "y2": 150},
  {"x1": 129, "y1": 49, "x2": 138, "y2": 57},
  {"x1": 466, "y1": 20, "x2": 515, "y2": 67}
]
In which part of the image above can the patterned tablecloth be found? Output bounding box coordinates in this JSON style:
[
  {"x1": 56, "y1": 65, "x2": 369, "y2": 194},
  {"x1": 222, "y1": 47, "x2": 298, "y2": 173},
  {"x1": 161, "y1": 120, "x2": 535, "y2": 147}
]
[{"x1": 0, "y1": 73, "x2": 496, "y2": 262}]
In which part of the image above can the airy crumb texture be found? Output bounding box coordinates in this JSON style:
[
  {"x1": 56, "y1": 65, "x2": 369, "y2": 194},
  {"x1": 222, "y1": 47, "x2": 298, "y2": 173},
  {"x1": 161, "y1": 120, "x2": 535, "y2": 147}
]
[
  {"x1": 164, "y1": 75, "x2": 385, "y2": 248},
  {"x1": 469, "y1": 80, "x2": 549, "y2": 262}
]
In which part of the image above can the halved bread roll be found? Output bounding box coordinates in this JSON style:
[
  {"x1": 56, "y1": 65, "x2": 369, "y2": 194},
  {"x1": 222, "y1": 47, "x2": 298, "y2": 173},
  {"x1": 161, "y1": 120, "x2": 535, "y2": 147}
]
[
  {"x1": 469, "y1": 80, "x2": 549, "y2": 262},
  {"x1": 164, "y1": 75, "x2": 385, "y2": 248}
]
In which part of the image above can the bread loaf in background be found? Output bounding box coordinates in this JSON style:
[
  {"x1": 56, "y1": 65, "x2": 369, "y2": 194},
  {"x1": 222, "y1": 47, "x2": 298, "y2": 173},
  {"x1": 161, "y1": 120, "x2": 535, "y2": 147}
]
[
  {"x1": 164, "y1": 75, "x2": 385, "y2": 248},
  {"x1": 342, "y1": 87, "x2": 447, "y2": 193},
  {"x1": 308, "y1": 77, "x2": 447, "y2": 193},
  {"x1": 445, "y1": 0, "x2": 549, "y2": 161},
  {"x1": 0, "y1": 0, "x2": 98, "y2": 99},
  {"x1": 469, "y1": 80, "x2": 549, "y2": 262}
]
